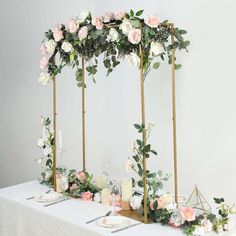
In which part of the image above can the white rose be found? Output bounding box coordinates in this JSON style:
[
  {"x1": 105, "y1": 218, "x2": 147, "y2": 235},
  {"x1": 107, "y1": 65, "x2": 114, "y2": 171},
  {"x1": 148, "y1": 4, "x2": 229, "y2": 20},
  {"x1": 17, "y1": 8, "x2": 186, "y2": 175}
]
[
  {"x1": 165, "y1": 202, "x2": 177, "y2": 211},
  {"x1": 43, "y1": 147, "x2": 52, "y2": 157},
  {"x1": 119, "y1": 19, "x2": 133, "y2": 35},
  {"x1": 150, "y1": 41, "x2": 164, "y2": 56},
  {"x1": 223, "y1": 219, "x2": 234, "y2": 231},
  {"x1": 38, "y1": 73, "x2": 52, "y2": 85},
  {"x1": 127, "y1": 53, "x2": 140, "y2": 67},
  {"x1": 78, "y1": 10, "x2": 90, "y2": 23},
  {"x1": 160, "y1": 193, "x2": 174, "y2": 206},
  {"x1": 61, "y1": 42, "x2": 73, "y2": 53},
  {"x1": 37, "y1": 138, "x2": 44, "y2": 147},
  {"x1": 45, "y1": 39, "x2": 57, "y2": 54},
  {"x1": 129, "y1": 196, "x2": 142, "y2": 210},
  {"x1": 201, "y1": 219, "x2": 213, "y2": 233},
  {"x1": 216, "y1": 225, "x2": 224, "y2": 234},
  {"x1": 106, "y1": 28, "x2": 119, "y2": 42},
  {"x1": 193, "y1": 226, "x2": 206, "y2": 236}
]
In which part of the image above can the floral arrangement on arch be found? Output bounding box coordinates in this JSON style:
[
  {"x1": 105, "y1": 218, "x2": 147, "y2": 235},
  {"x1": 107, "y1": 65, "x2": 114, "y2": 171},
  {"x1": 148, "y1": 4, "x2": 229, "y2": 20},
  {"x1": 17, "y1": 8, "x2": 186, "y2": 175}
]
[{"x1": 38, "y1": 9, "x2": 189, "y2": 86}]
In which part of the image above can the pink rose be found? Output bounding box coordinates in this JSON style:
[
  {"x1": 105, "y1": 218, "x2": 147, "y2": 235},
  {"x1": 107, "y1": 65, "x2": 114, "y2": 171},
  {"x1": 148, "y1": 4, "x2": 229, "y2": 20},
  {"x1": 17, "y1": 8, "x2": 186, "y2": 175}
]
[
  {"x1": 180, "y1": 207, "x2": 196, "y2": 222},
  {"x1": 78, "y1": 26, "x2": 88, "y2": 40},
  {"x1": 113, "y1": 11, "x2": 125, "y2": 20},
  {"x1": 40, "y1": 57, "x2": 48, "y2": 70},
  {"x1": 103, "y1": 12, "x2": 114, "y2": 23},
  {"x1": 52, "y1": 24, "x2": 64, "y2": 42},
  {"x1": 144, "y1": 15, "x2": 160, "y2": 28},
  {"x1": 75, "y1": 171, "x2": 86, "y2": 182},
  {"x1": 67, "y1": 19, "x2": 79, "y2": 33},
  {"x1": 92, "y1": 16, "x2": 104, "y2": 30},
  {"x1": 40, "y1": 43, "x2": 47, "y2": 54},
  {"x1": 69, "y1": 183, "x2": 78, "y2": 191},
  {"x1": 150, "y1": 201, "x2": 155, "y2": 210},
  {"x1": 128, "y1": 28, "x2": 141, "y2": 44},
  {"x1": 82, "y1": 191, "x2": 93, "y2": 201},
  {"x1": 150, "y1": 198, "x2": 164, "y2": 210},
  {"x1": 157, "y1": 198, "x2": 165, "y2": 209}
]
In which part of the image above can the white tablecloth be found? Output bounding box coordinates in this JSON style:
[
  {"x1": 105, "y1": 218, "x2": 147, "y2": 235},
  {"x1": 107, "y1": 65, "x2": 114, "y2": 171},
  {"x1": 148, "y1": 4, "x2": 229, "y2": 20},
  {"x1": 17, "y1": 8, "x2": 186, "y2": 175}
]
[{"x1": 0, "y1": 181, "x2": 235, "y2": 236}]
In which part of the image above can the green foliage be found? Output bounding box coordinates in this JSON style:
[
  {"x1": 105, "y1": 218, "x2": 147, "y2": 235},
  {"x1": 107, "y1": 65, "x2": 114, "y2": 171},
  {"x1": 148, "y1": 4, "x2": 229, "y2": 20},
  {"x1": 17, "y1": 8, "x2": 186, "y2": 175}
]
[
  {"x1": 129, "y1": 123, "x2": 169, "y2": 198},
  {"x1": 214, "y1": 197, "x2": 224, "y2": 204},
  {"x1": 149, "y1": 208, "x2": 172, "y2": 225}
]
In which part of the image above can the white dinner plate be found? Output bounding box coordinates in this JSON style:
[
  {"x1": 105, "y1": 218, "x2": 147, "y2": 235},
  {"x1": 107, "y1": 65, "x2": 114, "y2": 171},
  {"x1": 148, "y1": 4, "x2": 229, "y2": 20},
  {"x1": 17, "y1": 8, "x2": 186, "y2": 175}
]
[
  {"x1": 97, "y1": 216, "x2": 128, "y2": 228},
  {"x1": 35, "y1": 191, "x2": 63, "y2": 203}
]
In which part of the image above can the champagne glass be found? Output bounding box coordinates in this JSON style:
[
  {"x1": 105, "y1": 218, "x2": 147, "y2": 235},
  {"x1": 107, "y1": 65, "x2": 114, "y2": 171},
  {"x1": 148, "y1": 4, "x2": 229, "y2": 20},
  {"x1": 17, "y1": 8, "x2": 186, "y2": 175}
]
[
  {"x1": 101, "y1": 160, "x2": 109, "y2": 177},
  {"x1": 109, "y1": 180, "x2": 121, "y2": 215}
]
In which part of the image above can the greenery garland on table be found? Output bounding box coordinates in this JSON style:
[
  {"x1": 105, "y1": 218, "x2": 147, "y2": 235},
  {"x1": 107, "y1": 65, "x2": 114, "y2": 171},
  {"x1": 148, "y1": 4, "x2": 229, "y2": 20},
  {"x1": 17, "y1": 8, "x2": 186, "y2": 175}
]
[
  {"x1": 125, "y1": 124, "x2": 236, "y2": 235},
  {"x1": 38, "y1": 9, "x2": 189, "y2": 86}
]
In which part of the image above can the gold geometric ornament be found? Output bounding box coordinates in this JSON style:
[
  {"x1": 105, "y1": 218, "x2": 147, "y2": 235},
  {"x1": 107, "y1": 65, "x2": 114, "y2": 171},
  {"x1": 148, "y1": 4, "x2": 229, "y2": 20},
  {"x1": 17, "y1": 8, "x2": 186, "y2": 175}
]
[{"x1": 185, "y1": 185, "x2": 212, "y2": 215}]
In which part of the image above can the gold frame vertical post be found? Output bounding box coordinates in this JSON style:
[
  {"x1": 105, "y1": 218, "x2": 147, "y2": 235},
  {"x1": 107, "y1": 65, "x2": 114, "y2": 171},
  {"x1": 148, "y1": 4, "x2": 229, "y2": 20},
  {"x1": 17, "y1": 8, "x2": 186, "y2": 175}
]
[
  {"x1": 82, "y1": 58, "x2": 86, "y2": 171},
  {"x1": 139, "y1": 45, "x2": 148, "y2": 223},
  {"x1": 170, "y1": 24, "x2": 178, "y2": 206},
  {"x1": 53, "y1": 76, "x2": 57, "y2": 191}
]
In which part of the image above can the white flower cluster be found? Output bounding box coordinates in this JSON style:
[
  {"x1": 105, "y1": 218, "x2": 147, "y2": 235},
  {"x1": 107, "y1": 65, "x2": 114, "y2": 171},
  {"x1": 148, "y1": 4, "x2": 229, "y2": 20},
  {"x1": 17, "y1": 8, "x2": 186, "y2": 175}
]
[
  {"x1": 38, "y1": 73, "x2": 52, "y2": 85},
  {"x1": 36, "y1": 117, "x2": 54, "y2": 166}
]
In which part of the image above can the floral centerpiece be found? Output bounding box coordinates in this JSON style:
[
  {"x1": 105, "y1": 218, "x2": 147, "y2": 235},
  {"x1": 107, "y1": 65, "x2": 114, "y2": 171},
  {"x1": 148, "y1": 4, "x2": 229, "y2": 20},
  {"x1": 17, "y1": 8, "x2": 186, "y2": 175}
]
[{"x1": 36, "y1": 117, "x2": 99, "y2": 199}]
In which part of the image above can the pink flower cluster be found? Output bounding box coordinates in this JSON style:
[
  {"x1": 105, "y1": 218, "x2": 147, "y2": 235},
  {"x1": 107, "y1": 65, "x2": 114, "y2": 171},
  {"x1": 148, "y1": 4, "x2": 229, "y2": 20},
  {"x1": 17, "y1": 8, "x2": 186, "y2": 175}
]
[
  {"x1": 144, "y1": 15, "x2": 160, "y2": 28},
  {"x1": 92, "y1": 11, "x2": 126, "y2": 30},
  {"x1": 75, "y1": 171, "x2": 86, "y2": 183},
  {"x1": 150, "y1": 198, "x2": 196, "y2": 224},
  {"x1": 53, "y1": 23, "x2": 64, "y2": 42},
  {"x1": 82, "y1": 191, "x2": 93, "y2": 201}
]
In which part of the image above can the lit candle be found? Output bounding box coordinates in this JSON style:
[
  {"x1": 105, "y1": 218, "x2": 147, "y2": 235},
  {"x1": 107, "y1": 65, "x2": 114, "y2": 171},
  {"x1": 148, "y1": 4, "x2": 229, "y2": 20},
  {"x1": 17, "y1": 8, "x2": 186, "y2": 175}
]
[
  {"x1": 58, "y1": 129, "x2": 62, "y2": 149},
  {"x1": 121, "y1": 178, "x2": 133, "y2": 202},
  {"x1": 96, "y1": 175, "x2": 107, "y2": 189},
  {"x1": 101, "y1": 188, "x2": 110, "y2": 205}
]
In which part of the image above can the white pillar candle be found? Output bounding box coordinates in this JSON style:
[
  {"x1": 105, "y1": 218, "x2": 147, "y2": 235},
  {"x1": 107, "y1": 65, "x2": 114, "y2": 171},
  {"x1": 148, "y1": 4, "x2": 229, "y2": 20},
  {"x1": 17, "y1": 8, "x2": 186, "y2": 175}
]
[
  {"x1": 58, "y1": 129, "x2": 62, "y2": 149},
  {"x1": 96, "y1": 175, "x2": 107, "y2": 189},
  {"x1": 101, "y1": 188, "x2": 110, "y2": 205},
  {"x1": 121, "y1": 178, "x2": 133, "y2": 202}
]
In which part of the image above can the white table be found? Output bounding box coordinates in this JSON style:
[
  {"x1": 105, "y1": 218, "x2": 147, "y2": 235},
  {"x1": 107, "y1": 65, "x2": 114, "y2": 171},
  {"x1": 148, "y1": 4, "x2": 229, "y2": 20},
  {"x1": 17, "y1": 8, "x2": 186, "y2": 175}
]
[{"x1": 0, "y1": 181, "x2": 235, "y2": 236}]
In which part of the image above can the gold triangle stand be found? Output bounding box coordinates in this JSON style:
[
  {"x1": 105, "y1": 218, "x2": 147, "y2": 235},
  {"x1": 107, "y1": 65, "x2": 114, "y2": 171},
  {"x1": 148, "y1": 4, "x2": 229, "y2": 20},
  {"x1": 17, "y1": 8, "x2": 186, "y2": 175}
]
[{"x1": 185, "y1": 185, "x2": 211, "y2": 214}]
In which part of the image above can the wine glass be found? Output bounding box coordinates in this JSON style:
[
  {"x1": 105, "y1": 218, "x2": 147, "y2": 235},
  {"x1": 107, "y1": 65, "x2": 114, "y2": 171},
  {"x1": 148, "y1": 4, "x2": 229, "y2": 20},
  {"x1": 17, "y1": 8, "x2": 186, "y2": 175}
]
[
  {"x1": 101, "y1": 160, "x2": 109, "y2": 177},
  {"x1": 61, "y1": 172, "x2": 69, "y2": 196},
  {"x1": 109, "y1": 180, "x2": 121, "y2": 215}
]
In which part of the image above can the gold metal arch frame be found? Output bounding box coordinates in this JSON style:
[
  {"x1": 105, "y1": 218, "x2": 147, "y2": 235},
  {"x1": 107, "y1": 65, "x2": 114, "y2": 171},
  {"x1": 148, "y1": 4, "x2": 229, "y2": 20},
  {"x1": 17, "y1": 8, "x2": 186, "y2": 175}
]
[{"x1": 51, "y1": 23, "x2": 179, "y2": 224}]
